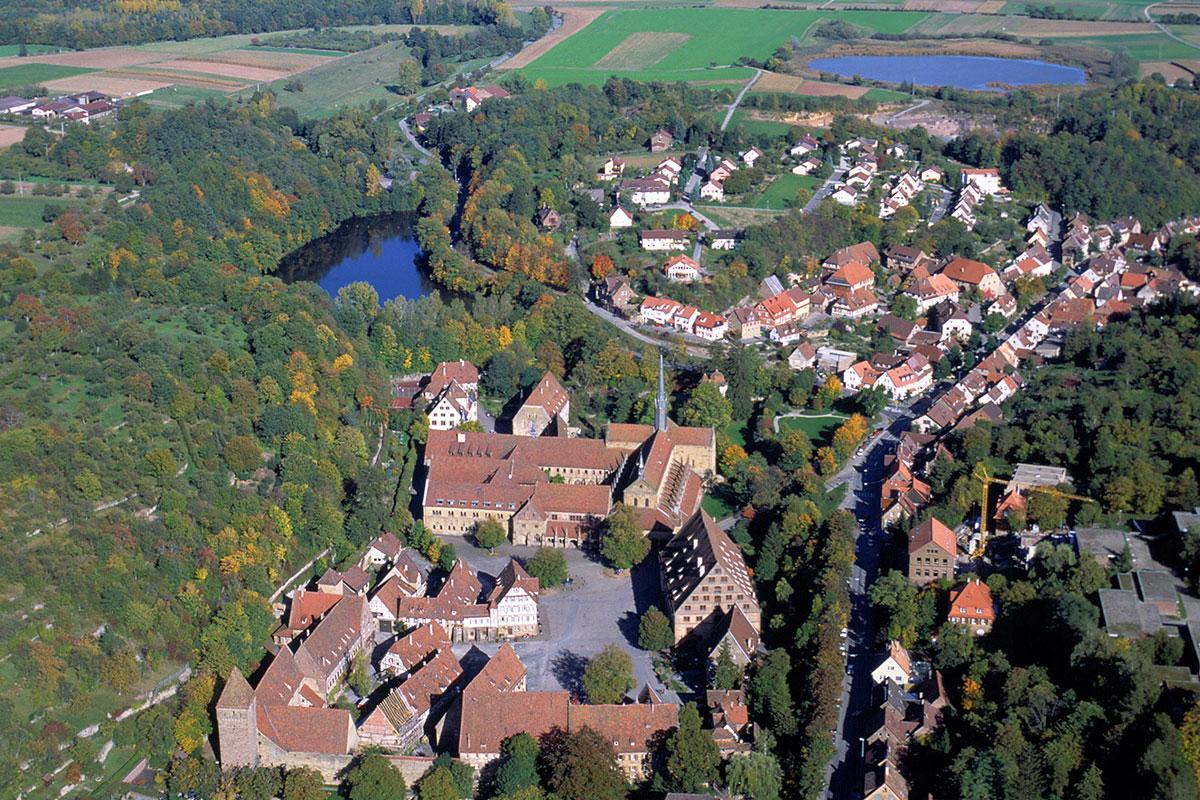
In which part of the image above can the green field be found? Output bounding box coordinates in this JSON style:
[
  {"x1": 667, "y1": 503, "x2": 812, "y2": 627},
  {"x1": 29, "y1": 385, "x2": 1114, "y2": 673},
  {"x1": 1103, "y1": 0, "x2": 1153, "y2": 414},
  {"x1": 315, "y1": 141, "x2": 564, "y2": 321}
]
[
  {"x1": 142, "y1": 84, "x2": 232, "y2": 109},
  {"x1": 520, "y1": 8, "x2": 929, "y2": 86},
  {"x1": 778, "y1": 412, "x2": 849, "y2": 446},
  {"x1": 0, "y1": 196, "x2": 82, "y2": 229},
  {"x1": 244, "y1": 45, "x2": 348, "y2": 57},
  {"x1": 0, "y1": 63, "x2": 98, "y2": 91},
  {"x1": 751, "y1": 173, "x2": 820, "y2": 210},
  {"x1": 0, "y1": 44, "x2": 66, "y2": 57},
  {"x1": 864, "y1": 87, "x2": 912, "y2": 103},
  {"x1": 1054, "y1": 33, "x2": 1200, "y2": 61}
]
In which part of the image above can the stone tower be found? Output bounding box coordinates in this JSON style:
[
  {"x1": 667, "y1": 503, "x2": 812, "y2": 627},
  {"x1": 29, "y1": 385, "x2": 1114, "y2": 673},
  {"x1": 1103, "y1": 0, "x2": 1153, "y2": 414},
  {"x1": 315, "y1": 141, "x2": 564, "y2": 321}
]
[
  {"x1": 215, "y1": 666, "x2": 259, "y2": 770},
  {"x1": 655, "y1": 351, "x2": 667, "y2": 432}
]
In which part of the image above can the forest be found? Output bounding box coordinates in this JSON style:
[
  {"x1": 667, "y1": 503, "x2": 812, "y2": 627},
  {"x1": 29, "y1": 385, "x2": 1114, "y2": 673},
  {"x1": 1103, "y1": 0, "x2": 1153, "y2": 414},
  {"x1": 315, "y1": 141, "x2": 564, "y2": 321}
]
[
  {"x1": 0, "y1": 0, "x2": 516, "y2": 49},
  {"x1": 0, "y1": 94, "x2": 419, "y2": 794}
]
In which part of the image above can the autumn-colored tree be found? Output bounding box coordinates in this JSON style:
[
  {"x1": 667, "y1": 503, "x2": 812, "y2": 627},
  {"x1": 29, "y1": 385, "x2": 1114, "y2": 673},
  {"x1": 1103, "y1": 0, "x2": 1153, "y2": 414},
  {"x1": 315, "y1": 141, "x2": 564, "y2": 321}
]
[
  {"x1": 673, "y1": 212, "x2": 697, "y2": 231},
  {"x1": 720, "y1": 444, "x2": 748, "y2": 475},
  {"x1": 56, "y1": 209, "x2": 85, "y2": 245},
  {"x1": 815, "y1": 446, "x2": 838, "y2": 476},
  {"x1": 591, "y1": 254, "x2": 614, "y2": 280}
]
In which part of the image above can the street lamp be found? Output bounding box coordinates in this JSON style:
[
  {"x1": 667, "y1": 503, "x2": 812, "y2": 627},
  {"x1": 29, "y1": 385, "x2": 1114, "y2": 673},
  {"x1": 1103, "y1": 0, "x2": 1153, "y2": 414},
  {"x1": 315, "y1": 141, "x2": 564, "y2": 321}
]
[{"x1": 859, "y1": 737, "x2": 865, "y2": 758}]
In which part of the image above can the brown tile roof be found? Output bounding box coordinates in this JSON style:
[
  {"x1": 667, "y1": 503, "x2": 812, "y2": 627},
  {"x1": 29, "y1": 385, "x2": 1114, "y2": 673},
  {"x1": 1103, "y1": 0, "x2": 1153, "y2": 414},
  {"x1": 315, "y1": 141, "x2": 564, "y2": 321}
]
[
  {"x1": 217, "y1": 666, "x2": 255, "y2": 710},
  {"x1": 427, "y1": 361, "x2": 479, "y2": 397},
  {"x1": 488, "y1": 560, "x2": 540, "y2": 607},
  {"x1": 459, "y1": 688, "x2": 570, "y2": 756},
  {"x1": 706, "y1": 689, "x2": 749, "y2": 731},
  {"x1": 385, "y1": 622, "x2": 451, "y2": 671},
  {"x1": 827, "y1": 241, "x2": 880, "y2": 266},
  {"x1": 827, "y1": 261, "x2": 875, "y2": 289},
  {"x1": 949, "y1": 579, "x2": 995, "y2": 623},
  {"x1": 367, "y1": 532, "x2": 404, "y2": 561},
  {"x1": 908, "y1": 518, "x2": 956, "y2": 556},
  {"x1": 257, "y1": 704, "x2": 353, "y2": 755},
  {"x1": 521, "y1": 372, "x2": 570, "y2": 417},
  {"x1": 941, "y1": 257, "x2": 996, "y2": 286},
  {"x1": 398, "y1": 647, "x2": 463, "y2": 715},
  {"x1": 255, "y1": 645, "x2": 310, "y2": 706},
  {"x1": 293, "y1": 595, "x2": 369, "y2": 685},
  {"x1": 426, "y1": 429, "x2": 623, "y2": 473},
  {"x1": 466, "y1": 643, "x2": 527, "y2": 694},
  {"x1": 569, "y1": 700, "x2": 678, "y2": 755},
  {"x1": 282, "y1": 589, "x2": 343, "y2": 636},
  {"x1": 661, "y1": 511, "x2": 758, "y2": 617},
  {"x1": 529, "y1": 482, "x2": 612, "y2": 516}
]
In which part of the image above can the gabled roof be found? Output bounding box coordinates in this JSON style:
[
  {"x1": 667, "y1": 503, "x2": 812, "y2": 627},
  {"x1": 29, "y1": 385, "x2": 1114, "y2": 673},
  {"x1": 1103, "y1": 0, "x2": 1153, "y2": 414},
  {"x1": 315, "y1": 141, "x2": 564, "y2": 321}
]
[
  {"x1": 466, "y1": 642, "x2": 526, "y2": 693},
  {"x1": 520, "y1": 372, "x2": 570, "y2": 418},
  {"x1": 488, "y1": 559, "x2": 540, "y2": 607},
  {"x1": 949, "y1": 579, "x2": 995, "y2": 621},
  {"x1": 367, "y1": 532, "x2": 404, "y2": 560},
  {"x1": 908, "y1": 517, "x2": 956, "y2": 556},
  {"x1": 941, "y1": 257, "x2": 997, "y2": 286},
  {"x1": 661, "y1": 511, "x2": 758, "y2": 616}
]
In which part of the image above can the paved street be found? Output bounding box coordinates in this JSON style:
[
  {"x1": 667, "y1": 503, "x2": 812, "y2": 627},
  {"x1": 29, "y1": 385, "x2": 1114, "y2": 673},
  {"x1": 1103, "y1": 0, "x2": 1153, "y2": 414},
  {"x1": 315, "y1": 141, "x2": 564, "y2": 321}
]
[{"x1": 805, "y1": 157, "x2": 850, "y2": 214}]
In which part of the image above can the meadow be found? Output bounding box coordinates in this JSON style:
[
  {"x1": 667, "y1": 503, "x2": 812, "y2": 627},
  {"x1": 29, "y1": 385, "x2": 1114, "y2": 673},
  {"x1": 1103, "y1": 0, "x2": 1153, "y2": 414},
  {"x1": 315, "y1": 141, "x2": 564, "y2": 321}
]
[
  {"x1": 0, "y1": 63, "x2": 97, "y2": 91},
  {"x1": 519, "y1": 8, "x2": 930, "y2": 86},
  {"x1": 751, "y1": 172, "x2": 821, "y2": 210}
]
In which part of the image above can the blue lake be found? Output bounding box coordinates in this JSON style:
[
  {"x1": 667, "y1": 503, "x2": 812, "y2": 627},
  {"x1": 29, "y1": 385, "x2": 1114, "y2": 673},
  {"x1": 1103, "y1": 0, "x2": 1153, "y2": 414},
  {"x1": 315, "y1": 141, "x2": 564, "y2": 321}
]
[
  {"x1": 808, "y1": 54, "x2": 1086, "y2": 91},
  {"x1": 278, "y1": 213, "x2": 432, "y2": 303}
]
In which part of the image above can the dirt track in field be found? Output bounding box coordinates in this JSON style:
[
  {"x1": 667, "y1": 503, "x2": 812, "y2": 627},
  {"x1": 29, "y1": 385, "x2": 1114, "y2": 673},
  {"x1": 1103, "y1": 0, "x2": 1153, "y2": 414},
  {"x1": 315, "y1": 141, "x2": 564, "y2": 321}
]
[{"x1": 500, "y1": 6, "x2": 609, "y2": 69}]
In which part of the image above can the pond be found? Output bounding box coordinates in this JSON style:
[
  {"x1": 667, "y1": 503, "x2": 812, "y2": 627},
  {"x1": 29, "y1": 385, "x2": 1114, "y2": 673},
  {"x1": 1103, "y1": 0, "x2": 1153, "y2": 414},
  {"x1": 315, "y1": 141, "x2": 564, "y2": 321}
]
[
  {"x1": 808, "y1": 54, "x2": 1086, "y2": 91},
  {"x1": 277, "y1": 213, "x2": 432, "y2": 303}
]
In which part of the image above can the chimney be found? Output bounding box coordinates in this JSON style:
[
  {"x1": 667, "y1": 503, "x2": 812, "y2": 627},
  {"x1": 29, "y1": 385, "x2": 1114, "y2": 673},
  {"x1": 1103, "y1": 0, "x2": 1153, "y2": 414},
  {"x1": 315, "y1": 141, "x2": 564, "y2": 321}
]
[{"x1": 457, "y1": 432, "x2": 466, "y2": 443}]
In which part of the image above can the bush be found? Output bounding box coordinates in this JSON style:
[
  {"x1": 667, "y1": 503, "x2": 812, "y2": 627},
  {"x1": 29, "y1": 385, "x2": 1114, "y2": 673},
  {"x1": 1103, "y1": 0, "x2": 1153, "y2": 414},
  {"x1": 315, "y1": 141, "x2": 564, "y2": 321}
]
[{"x1": 475, "y1": 519, "x2": 507, "y2": 550}]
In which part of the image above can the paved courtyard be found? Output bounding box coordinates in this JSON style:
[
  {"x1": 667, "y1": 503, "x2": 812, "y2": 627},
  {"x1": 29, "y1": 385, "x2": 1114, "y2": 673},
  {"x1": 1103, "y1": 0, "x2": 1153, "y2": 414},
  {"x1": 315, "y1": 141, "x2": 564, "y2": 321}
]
[{"x1": 448, "y1": 540, "x2": 674, "y2": 700}]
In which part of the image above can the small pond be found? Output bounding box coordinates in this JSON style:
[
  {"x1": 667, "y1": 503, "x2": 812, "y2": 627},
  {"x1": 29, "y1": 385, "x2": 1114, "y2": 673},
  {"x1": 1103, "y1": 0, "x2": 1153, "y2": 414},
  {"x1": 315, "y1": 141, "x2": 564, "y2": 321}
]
[
  {"x1": 808, "y1": 54, "x2": 1086, "y2": 91},
  {"x1": 277, "y1": 213, "x2": 432, "y2": 303}
]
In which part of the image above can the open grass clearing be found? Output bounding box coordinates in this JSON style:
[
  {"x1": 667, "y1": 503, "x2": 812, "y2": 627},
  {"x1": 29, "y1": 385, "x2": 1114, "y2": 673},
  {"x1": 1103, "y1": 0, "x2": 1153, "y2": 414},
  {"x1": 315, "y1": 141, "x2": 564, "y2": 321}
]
[
  {"x1": 725, "y1": 109, "x2": 798, "y2": 137},
  {"x1": 751, "y1": 172, "x2": 820, "y2": 210},
  {"x1": 594, "y1": 31, "x2": 691, "y2": 70},
  {"x1": 0, "y1": 44, "x2": 65, "y2": 57},
  {"x1": 778, "y1": 411, "x2": 849, "y2": 446}
]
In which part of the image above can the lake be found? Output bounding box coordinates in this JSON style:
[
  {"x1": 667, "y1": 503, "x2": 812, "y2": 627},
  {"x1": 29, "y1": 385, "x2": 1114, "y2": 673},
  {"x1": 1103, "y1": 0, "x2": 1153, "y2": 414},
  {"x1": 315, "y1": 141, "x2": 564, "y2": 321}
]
[
  {"x1": 277, "y1": 213, "x2": 432, "y2": 303},
  {"x1": 809, "y1": 54, "x2": 1086, "y2": 91}
]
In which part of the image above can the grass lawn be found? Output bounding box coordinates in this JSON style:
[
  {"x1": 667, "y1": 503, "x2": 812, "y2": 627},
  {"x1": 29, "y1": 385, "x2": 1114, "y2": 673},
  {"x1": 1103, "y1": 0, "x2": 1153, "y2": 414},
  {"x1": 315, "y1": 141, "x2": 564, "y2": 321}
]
[
  {"x1": 723, "y1": 419, "x2": 749, "y2": 447},
  {"x1": 778, "y1": 411, "x2": 848, "y2": 446},
  {"x1": 751, "y1": 172, "x2": 819, "y2": 210},
  {"x1": 520, "y1": 8, "x2": 929, "y2": 86},
  {"x1": 702, "y1": 490, "x2": 737, "y2": 520},
  {"x1": 864, "y1": 87, "x2": 912, "y2": 103},
  {"x1": 142, "y1": 84, "x2": 231, "y2": 109},
  {"x1": 0, "y1": 63, "x2": 98, "y2": 91},
  {"x1": 726, "y1": 109, "x2": 797, "y2": 138},
  {"x1": 0, "y1": 195, "x2": 82, "y2": 228}
]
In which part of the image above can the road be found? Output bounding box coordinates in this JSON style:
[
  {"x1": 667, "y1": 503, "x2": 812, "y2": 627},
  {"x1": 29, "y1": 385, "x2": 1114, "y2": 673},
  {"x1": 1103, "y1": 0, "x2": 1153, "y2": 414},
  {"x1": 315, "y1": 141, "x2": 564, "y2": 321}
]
[
  {"x1": 580, "y1": 297, "x2": 711, "y2": 358},
  {"x1": 825, "y1": 403, "x2": 916, "y2": 800},
  {"x1": 399, "y1": 118, "x2": 433, "y2": 163},
  {"x1": 720, "y1": 69, "x2": 763, "y2": 132},
  {"x1": 804, "y1": 156, "x2": 849, "y2": 214},
  {"x1": 1144, "y1": 3, "x2": 1200, "y2": 52}
]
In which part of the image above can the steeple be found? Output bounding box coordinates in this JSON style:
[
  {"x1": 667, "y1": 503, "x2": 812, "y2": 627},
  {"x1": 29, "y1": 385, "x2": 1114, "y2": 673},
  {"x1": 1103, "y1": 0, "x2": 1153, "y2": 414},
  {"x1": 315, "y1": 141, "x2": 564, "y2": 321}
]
[{"x1": 655, "y1": 351, "x2": 668, "y2": 432}]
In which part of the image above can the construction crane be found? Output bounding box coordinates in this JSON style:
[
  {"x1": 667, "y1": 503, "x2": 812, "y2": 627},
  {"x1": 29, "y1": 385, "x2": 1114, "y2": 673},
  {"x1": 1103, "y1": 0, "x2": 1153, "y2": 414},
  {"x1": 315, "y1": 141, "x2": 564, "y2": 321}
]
[{"x1": 971, "y1": 463, "x2": 1093, "y2": 559}]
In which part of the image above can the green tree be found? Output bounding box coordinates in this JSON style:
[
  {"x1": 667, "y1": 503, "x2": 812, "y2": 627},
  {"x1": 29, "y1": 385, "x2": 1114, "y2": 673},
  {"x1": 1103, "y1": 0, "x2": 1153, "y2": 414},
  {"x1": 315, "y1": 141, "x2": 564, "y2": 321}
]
[
  {"x1": 680, "y1": 380, "x2": 732, "y2": 429},
  {"x1": 712, "y1": 640, "x2": 742, "y2": 690},
  {"x1": 347, "y1": 648, "x2": 372, "y2": 697},
  {"x1": 475, "y1": 518, "x2": 508, "y2": 550},
  {"x1": 637, "y1": 606, "x2": 674, "y2": 651},
  {"x1": 891, "y1": 293, "x2": 917, "y2": 320},
  {"x1": 665, "y1": 703, "x2": 720, "y2": 792},
  {"x1": 746, "y1": 649, "x2": 796, "y2": 736},
  {"x1": 582, "y1": 644, "x2": 635, "y2": 705},
  {"x1": 396, "y1": 59, "x2": 422, "y2": 93},
  {"x1": 345, "y1": 753, "x2": 406, "y2": 800},
  {"x1": 600, "y1": 504, "x2": 649, "y2": 570},
  {"x1": 282, "y1": 767, "x2": 325, "y2": 800},
  {"x1": 223, "y1": 434, "x2": 263, "y2": 474},
  {"x1": 525, "y1": 547, "x2": 568, "y2": 587},
  {"x1": 726, "y1": 747, "x2": 783, "y2": 800},
  {"x1": 778, "y1": 427, "x2": 812, "y2": 473},
  {"x1": 540, "y1": 726, "x2": 626, "y2": 800},
  {"x1": 495, "y1": 732, "x2": 540, "y2": 796},
  {"x1": 1114, "y1": 542, "x2": 1134, "y2": 573},
  {"x1": 418, "y1": 766, "x2": 462, "y2": 800}
]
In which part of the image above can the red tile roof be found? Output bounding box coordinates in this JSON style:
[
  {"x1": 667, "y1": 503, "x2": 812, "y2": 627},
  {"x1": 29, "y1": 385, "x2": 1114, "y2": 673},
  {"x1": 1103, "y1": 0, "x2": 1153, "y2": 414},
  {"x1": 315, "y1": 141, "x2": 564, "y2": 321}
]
[
  {"x1": 908, "y1": 517, "x2": 956, "y2": 556},
  {"x1": 521, "y1": 372, "x2": 570, "y2": 417},
  {"x1": 941, "y1": 257, "x2": 997, "y2": 286}
]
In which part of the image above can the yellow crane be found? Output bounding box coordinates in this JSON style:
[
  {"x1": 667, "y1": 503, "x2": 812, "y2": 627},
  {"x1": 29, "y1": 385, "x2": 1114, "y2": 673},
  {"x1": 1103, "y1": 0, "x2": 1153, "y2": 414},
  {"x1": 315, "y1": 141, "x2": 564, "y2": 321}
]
[{"x1": 971, "y1": 463, "x2": 1093, "y2": 559}]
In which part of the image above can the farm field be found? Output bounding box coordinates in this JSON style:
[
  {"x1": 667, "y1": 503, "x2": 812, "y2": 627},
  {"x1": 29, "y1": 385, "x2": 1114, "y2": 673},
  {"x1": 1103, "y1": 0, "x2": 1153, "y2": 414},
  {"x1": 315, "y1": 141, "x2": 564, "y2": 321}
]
[
  {"x1": 724, "y1": 109, "x2": 800, "y2": 137},
  {"x1": 0, "y1": 63, "x2": 98, "y2": 91},
  {"x1": 0, "y1": 125, "x2": 25, "y2": 150},
  {"x1": 518, "y1": 8, "x2": 930, "y2": 86},
  {"x1": 751, "y1": 172, "x2": 821, "y2": 210},
  {"x1": 0, "y1": 196, "x2": 83, "y2": 229}
]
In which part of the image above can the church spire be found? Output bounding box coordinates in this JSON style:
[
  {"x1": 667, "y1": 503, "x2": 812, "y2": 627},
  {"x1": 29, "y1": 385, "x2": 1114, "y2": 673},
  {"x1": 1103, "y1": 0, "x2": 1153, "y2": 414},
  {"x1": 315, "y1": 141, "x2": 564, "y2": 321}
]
[{"x1": 655, "y1": 351, "x2": 667, "y2": 432}]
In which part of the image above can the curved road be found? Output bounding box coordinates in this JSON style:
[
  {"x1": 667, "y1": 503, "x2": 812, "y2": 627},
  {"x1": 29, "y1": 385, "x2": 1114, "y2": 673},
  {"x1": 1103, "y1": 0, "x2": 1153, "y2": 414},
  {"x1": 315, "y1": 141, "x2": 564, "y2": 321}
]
[{"x1": 1144, "y1": 3, "x2": 1200, "y2": 52}]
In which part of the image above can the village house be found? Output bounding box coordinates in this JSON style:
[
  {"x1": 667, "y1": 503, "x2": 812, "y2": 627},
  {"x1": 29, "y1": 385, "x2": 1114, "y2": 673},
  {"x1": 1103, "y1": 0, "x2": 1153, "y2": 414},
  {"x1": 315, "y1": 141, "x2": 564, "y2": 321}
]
[
  {"x1": 792, "y1": 156, "x2": 822, "y2": 176},
  {"x1": 831, "y1": 184, "x2": 859, "y2": 206},
  {"x1": 358, "y1": 644, "x2": 462, "y2": 751},
  {"x1": 908, "y1": 517, "x2": 956, "y2": 585},
  {"x1": 389, "y1": 558, "x2": 540, "y2": 642},
  {"x1": 871, "y1": 640, "x2": 913, "y2": 686},
  {"x1": 885, "y1": 245, "x2": 929, "y2": 273},
  {"x1": 450, "y1": 84, "x2": 509, "y2": 112},
  {"x1": 457, "y1": 647, "x2": 677, "y2": 780},
  {"x1": 623, "y1": 177, "x2": 672, "y2": 208},
  {"x1": 639, "y1": 229, "x2": 690, "y2": 252},
  {"x1": 706, "y1": 689, "x2": 753, "y2": 756},
  {"x1": 789, "y1": 134, "x2": 820, "y2": 157},
  {"x1": 788, "y1": 342, "x2": 817, "y2": 371},
  {"x1": 650, "y1": 129, "x2": 674, "y2": 152},
  {"x1": 940, "y1": 257, "x2": 1005, "y2": 299},
  {"x1": 660, "y1": 510, "x2": 761, "y2": 644},
  {"x1": 426, "y1": 379, "x2": 477, "y2": 431},
  {"x1": 692, "y1": 311, "x2": 727, "y2": 341},
  {"x1": 709, "y1": 229, "x2": 742, "y2": 250},
  {"x1": 919, "y1": 165, "x2": 944, "y2": 183},
  {"x1": 641, "y1": 295, "x2": 682, "y2": 326},
  {"x1": 608, "y1": 206, "x2": 634, "y2": 228},
  {"x1": 960, "y1": 167, "x2": 1002, "y2": 195},
  {"x1": 0, "y1": 95, "x2": 36, "y2": 114},
  {"x1": 599, "y1": 274, "x2": 636, "y2": 311},
  {"x1": 513, "y1": 371, "x2": 571, "y2": 437},
  {"x1": 698, "y1": 179, "x2": 725, "y2": 202},
  {"x1": 947, "y1": 579, "x2": 996, "y2": 634},
  {"x1": 597, "y1": 156, "x2": 625, "y2": 182},
  {"x1": 740, "y1": 146, "x2": 763, "y2": 166},
  {"x1": 362, "y1": 532, "x2": 404, "y2": 569},
  {"x1": 830, "y1": 289, "x2": 879, "y2": 320},
  {"x1": 536, "y1": 206, "x2": 561, "y2": 232},
  {"x1": 672, "y1": 304, "x2": 701, "y2": 332},
  {"x1": 664, "y1": 254, "x2": 702, "y2": 283},
  {"x1": 727, "y1": 306, "x2": 765, "y2": 341}
]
